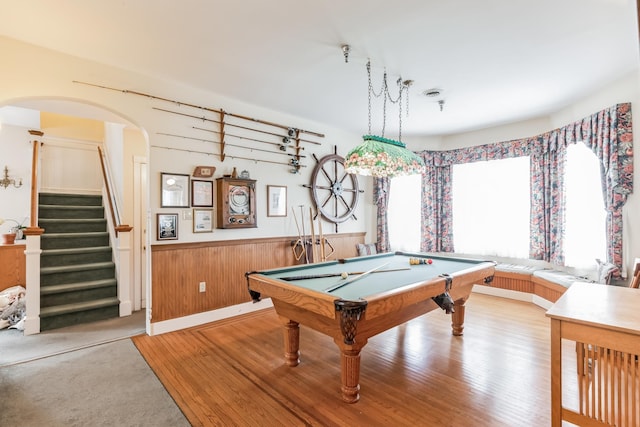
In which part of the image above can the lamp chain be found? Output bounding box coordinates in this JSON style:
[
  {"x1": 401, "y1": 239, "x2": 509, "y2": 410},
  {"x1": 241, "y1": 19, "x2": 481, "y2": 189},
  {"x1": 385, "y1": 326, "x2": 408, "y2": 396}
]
[{"x1": 366, "y1": 60, "x2": 411, "y2": 142}]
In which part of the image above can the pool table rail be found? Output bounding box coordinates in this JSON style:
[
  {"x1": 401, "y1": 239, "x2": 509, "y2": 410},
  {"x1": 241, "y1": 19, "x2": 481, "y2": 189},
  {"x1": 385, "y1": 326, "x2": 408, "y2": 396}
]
[
  {"x1": 246, "y1": 270, "x2": 342, "y2": 319},
  {"x1": 361, "y1": 262, "x2": 495, "y2": 320}
]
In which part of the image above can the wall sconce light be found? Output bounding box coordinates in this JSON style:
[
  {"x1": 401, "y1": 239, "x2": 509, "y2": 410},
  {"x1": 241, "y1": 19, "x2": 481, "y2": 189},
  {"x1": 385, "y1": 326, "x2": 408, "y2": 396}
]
[{"x1": 0, "y1": 166, "x2": 22, "y2": 189}]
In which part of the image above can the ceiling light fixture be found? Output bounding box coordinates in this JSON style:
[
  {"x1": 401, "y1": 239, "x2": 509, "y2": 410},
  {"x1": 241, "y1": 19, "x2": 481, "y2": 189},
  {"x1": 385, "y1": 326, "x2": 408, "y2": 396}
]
[
  {"x1": 341, "y1": 44, "x2": 351, "y2": 63},
  {"x1": 344, "y1": 55, "x2": 425, "y2": 178}
]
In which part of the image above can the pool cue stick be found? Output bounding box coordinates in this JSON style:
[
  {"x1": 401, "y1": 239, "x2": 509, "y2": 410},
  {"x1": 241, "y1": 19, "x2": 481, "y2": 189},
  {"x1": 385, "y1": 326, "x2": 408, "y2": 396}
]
[
  {"x1": 324, "y1": 262, "x2": 390, "y2": 293},
  {"x1": 281, "y1": 267, "x2": 410, "y2": 281},
  {"x1": 309, "y1": 207, "x2": 317, "y2": 263},
  {"x1": 299, "y1": 205, "x2": 309, "y2": 264},
  {"x1": 318, "y1": 215, "x2": 325, "y2": 261}
]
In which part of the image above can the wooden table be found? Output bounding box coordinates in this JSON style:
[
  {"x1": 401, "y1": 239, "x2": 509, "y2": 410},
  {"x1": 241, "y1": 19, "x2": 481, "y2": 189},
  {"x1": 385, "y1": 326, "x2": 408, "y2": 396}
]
[
  {"x1": 546, "y1": 283, "x2": 640, "y2": 427},
  {"x1": 246, "y1": 251, "x2": 495, "y2": 403}
]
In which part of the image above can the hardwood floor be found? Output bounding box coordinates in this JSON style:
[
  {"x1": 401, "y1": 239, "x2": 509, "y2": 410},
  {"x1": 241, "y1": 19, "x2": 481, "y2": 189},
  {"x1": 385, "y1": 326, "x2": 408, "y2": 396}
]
[{"x1": 133, "y1": 293, "x2": 577, "y2": 426}]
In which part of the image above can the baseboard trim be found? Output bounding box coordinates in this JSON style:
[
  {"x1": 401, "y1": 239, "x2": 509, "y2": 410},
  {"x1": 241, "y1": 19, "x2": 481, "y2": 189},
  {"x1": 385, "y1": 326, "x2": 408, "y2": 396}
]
[
  {"x1": 472, "y1": 284, "x2": 553, "y2": 309},
  {"x1": 147, "y1": 286, "x2": 554, "y2": 336},
  {"x1": 148, "y1": 298, "x2": 274, "y2": 336}
]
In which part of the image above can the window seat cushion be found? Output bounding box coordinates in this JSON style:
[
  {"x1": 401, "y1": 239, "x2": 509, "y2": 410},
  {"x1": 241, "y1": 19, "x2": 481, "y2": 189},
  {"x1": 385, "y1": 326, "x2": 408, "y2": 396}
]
[
  {"x1": 532, "y1": 269, "x2": 593, "y2": 288},
  {"x1": 495, "y1": 263, "x2": 544, "y2": 277},
  {"x1": 356, "y1": 243, "x2": 378, "y2": 256}
]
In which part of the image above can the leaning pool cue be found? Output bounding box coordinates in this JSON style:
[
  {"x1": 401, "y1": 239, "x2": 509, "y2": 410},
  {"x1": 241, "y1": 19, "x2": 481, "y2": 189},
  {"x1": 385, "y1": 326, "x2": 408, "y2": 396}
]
[
  {"x1": 299, "y1": 205, "x2": 309, "y2": 264},
  {"x1": 309, "y1": 207, "x2": 317, "y2": 263},
  {"x1": 318, "y1": 214, "x2": 325, "y2": 261}
]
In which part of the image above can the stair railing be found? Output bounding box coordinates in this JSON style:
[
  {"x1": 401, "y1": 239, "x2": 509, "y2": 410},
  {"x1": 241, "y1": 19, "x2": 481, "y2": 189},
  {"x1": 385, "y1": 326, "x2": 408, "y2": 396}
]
[
  {"x1": 97, "y1": 146, "x2": 133, "y2": 236},
  {"x1": 23, "y1": 130, "x2": 45, "y2": 335},
  {"x1": 97, "y1": 146, "x2": 133, "y2": 317}
]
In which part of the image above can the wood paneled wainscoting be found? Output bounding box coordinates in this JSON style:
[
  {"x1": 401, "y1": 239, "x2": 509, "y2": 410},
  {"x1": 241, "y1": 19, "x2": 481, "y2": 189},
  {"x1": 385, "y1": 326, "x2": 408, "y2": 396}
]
[{"x1": 150, "y1": 232, "x2": 365, "y2": 323}]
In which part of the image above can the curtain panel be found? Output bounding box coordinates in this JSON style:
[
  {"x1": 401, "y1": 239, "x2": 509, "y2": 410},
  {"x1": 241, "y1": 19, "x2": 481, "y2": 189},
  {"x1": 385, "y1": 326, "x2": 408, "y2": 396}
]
[
  {"x1": 414, "y1": 103, "x2": 632, "y2": 273},
  {"x1": 419, "y1": 152, "x2": 454, "y2": 252},
  {"x1": 374, "y1": 177, "x2": 391, "y2": 253}
]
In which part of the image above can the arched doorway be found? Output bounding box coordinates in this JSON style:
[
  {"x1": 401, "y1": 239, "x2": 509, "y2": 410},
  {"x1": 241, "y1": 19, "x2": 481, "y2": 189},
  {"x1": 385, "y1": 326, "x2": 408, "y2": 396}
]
[{"x1": 0, "y1": 98, "x2": 150, "y2": 348}]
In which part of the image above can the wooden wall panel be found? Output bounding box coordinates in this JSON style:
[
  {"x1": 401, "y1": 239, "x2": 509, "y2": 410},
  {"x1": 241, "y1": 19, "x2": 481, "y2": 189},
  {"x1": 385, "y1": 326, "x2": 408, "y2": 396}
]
[
  {"x1": 491, "y1": 272, "x2": 534, "y2": 294},
  {"x1": 0, "y1": 244, "x2": 26, "y2": 291},
  {"x1": 150, "y1": 232, "x2": 365, "y2": 322}
]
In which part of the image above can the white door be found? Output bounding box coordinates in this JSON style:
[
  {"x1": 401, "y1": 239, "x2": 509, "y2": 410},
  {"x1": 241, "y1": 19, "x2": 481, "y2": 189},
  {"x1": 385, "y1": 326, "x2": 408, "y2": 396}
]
[{"x1": 133, "y1": 156, "x2": 148, "y2": 310}]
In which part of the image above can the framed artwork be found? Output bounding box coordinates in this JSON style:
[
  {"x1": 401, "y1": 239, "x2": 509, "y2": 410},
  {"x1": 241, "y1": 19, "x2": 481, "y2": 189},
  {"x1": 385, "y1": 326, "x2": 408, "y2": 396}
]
[
  {"x1": 157, "y1": 213, "x2": 178, "y2": 240},
  {"x1": 161, "y1": 172, "x2": 190, "y2": 208},
  {"x1": 191, "y1": 179, "x2": 213, "y2": 207},
  {"x1": 267, "y1": 185, "x2": 287, "y2": 217},
  {"x1": 193, "y1": 209, "x2": 214, "y2": 233}
]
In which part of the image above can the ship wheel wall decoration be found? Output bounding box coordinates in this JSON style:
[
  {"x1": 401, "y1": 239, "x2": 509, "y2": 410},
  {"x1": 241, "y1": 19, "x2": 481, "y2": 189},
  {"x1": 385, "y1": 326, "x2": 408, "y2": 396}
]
[{"x1": 304, "y1": 147, "x2": 363, "y2": 231}]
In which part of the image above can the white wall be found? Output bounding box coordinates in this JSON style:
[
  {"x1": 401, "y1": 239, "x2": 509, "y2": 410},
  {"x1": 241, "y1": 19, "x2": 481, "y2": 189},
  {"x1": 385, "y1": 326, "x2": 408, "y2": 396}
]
[
  {"x1": 0, "y1": 36, "x2": 371, "y2": 244},
  {"x1": 0, "y1": 122, "x2": 37, "y2": 233}
]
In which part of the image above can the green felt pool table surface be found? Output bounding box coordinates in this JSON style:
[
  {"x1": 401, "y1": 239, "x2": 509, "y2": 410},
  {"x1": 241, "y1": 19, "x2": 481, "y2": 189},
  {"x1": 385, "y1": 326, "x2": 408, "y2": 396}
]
[{"x1": 257, "y1": 251, "x2": 492, "y2": 301}]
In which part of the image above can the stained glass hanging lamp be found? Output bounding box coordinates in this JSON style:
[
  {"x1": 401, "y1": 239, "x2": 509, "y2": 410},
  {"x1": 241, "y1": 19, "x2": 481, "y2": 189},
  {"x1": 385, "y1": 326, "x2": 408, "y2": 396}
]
[{"x1": 344, "y1": 51, "x2": 425, "y2": 178}]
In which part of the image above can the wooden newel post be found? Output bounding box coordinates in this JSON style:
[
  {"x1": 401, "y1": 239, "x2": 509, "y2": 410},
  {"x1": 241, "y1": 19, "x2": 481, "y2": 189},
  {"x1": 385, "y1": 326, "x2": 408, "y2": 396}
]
[{"x1": 23, "y1": 130, "x2": 45, "y2": 335}]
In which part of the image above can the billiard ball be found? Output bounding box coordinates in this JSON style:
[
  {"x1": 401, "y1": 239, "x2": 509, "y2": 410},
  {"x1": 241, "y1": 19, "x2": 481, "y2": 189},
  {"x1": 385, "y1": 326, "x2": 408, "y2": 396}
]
[{"x1": 341, "y1": 272, "x2": 349, "y2": 279}]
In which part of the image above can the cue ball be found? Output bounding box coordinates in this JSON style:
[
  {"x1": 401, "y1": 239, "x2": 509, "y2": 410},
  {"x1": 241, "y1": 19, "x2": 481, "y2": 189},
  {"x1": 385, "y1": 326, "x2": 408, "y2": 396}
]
[{"x1": 341, "y1": 272, "x2": 349, "y2": 279}]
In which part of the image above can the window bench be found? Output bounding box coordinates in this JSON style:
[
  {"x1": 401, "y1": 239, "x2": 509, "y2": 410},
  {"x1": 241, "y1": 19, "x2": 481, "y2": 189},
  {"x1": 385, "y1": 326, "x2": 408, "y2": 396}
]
[{"x1": 478, "y1": 263, "x2": 595, "y2": 306}]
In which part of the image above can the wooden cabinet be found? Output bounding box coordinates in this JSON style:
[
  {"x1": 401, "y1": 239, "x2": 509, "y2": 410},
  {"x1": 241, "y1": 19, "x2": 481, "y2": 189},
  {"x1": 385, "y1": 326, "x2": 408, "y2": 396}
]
[
  {"x1": 0, "y1": 243, "x2": 26, "y2": 291},
  {"x1": 216, "y1": 177, "x2": 257, "y2": 229}
]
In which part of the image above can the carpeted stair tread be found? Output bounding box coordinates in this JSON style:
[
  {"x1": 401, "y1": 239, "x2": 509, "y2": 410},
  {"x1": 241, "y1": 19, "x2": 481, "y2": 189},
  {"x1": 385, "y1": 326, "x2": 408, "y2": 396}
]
[
  {"x1": 39, "y1": 218, "x2": 107, "y2": 225},
  {"x1": 41, "y1": 261, "x2": 115, "y2": 275},
  {"x1": 42, "y1": 231, "x2": 109, "y2": 238},
  {"x1": 39, "y1": 192, "x2": 103, "y2": 205},
  {"x1": 40, "y1": 297, "x2": 120, "y2": 317},
  {"x1": 41, "y1": 278, "x2": 117, "y2": 295},
  {"x1": 42, "y1": 246, "x2": 112, "y2": 256}
]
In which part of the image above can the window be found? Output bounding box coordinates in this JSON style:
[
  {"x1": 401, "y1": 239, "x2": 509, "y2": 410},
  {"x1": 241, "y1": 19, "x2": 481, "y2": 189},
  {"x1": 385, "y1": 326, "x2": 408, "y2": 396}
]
[
  {"x1": 387, "y1": 145, "x2": 607, "y2": 266},
  {"x1": 388, "y1": 174, "x2": 421, "y2": 252},
  {"x1": 563, "y1": 143, "x2": 606, "y2": 268},
  {"x1": 452, "y1": 157, "x2": 530, "y2": 258}
]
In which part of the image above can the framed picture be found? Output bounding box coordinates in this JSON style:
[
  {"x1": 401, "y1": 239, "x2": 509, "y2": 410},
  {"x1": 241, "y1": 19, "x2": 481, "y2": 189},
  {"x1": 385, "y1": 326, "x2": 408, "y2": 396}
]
[
  {"x1": 267, "y1": 185, "x2": 287, "y2": 217},
  {"x1": 191, "y1": 179, "x2": 213, "y2": 207},
  {"x1": 161, "y1": 173, "x2": 190, "y2": 208},
  {"x1": 193, "y1": 208, "x2": 214, "y2": 233},
  {"x1": 157, "y1": 213, "x2": 178, "y2": 240}
]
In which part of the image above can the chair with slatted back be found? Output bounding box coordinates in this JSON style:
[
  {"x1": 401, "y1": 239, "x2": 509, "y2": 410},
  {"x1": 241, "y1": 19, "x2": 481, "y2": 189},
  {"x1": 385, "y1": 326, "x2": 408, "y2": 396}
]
[{"x1": 628, "y1": 258, "x2": 640, "y2": 288}]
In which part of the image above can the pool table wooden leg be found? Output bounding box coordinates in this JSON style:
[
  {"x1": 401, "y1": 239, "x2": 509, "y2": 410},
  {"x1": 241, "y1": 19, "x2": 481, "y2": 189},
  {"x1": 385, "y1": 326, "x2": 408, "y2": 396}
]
[
  {"x1": 451, "y1": 296, "x2": 468, "y2": 336},
  {"x1": 281, "y1": 318, "x2": 300, "y2": 367},
  {"x1": 335, "y1": 340, "x2": 367, "y2": 403}
]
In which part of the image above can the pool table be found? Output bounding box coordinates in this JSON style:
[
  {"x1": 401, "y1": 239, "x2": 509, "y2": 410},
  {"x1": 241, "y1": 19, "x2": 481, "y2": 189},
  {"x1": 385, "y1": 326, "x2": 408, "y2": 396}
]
[{"x1": 245, "y1": 251, "x2": 495, "y2": 403}]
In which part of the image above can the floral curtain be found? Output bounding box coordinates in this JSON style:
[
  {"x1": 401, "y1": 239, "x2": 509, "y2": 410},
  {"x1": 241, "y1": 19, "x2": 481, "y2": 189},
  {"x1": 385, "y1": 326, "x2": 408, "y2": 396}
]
[
  {"x1": 564, "y1": 104, "x2": 633, "y2": 272},
  {"x1": 529, "y1": 131, "x2": 565, "y2": 264},
  {"x1": 413, "y1": 103, "x2": 632, "y2": 273},
  {"x1": 419, "y1": 152, "x2": 454, "y2": 252},
  {"x1": 374, "y1": 177, "x2": 390, "y2": 253}
]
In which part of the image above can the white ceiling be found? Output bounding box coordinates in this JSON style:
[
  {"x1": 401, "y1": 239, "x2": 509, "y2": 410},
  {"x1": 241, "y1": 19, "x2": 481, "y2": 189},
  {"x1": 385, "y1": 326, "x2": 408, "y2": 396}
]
[{"x1": 0, "y1": 0, "x2": 638, "y2": 138}]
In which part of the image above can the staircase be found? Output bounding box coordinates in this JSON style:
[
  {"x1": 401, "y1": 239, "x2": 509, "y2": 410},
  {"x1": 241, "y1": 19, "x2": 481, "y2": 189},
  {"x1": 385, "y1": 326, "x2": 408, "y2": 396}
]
[{"x1": 38, "y1": 193, "x2": 119, "y2": 331}]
